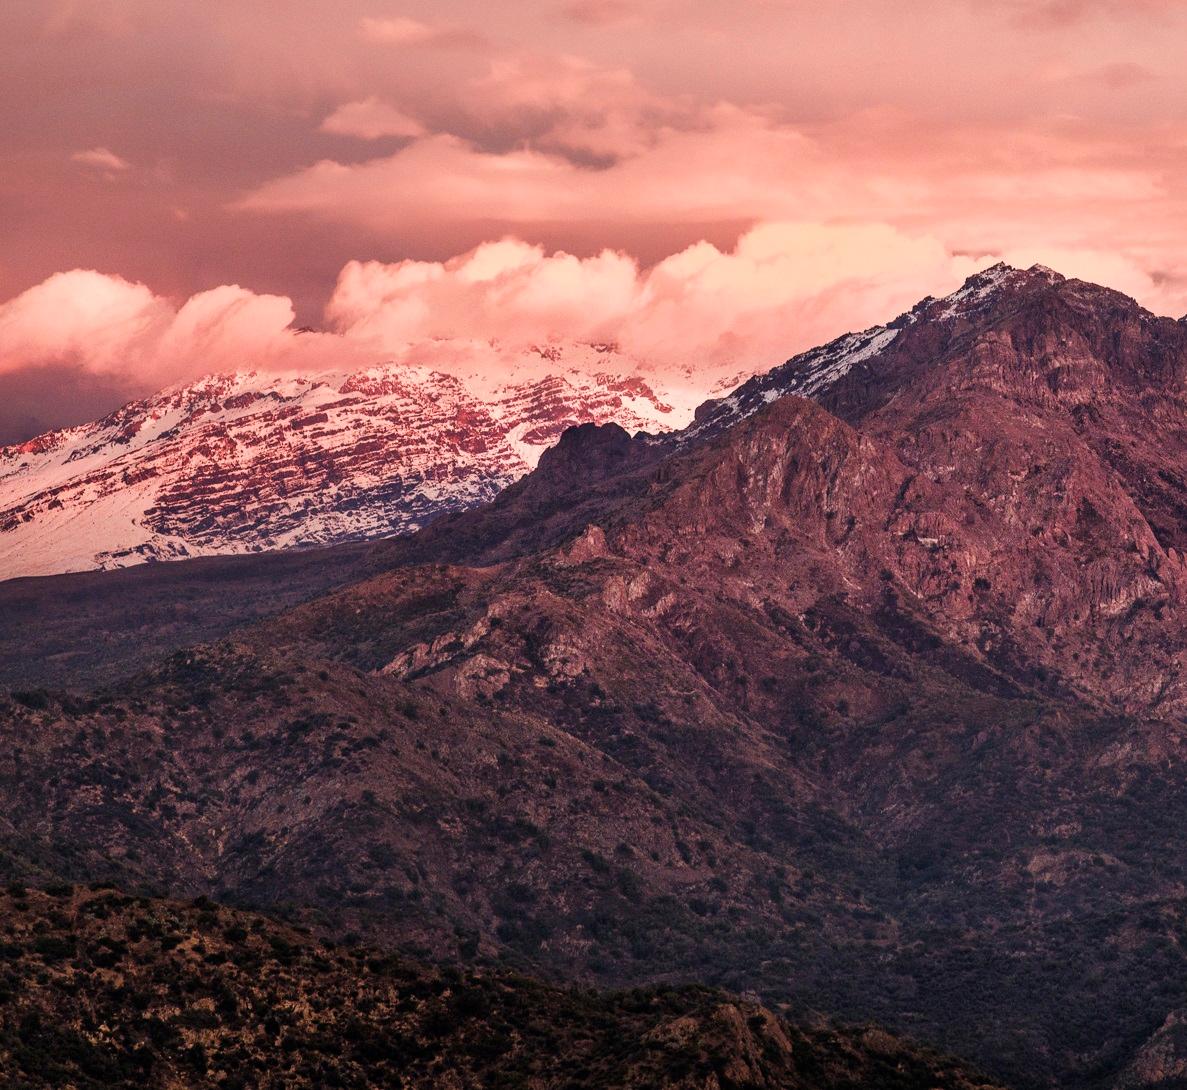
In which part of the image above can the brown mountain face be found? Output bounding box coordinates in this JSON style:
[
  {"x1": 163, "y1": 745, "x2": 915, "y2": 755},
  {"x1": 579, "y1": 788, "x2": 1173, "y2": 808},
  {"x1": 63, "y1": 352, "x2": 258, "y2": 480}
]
[{"x1": 9, "y1": 266, "x2": 1187, "y2": 1088}]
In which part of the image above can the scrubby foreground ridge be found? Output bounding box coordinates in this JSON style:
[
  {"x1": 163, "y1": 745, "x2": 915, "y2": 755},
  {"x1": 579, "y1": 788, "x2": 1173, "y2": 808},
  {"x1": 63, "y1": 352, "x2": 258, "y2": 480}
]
[{"x1": 0, "y1": 885, "x2": 1001, "y2": 1090}]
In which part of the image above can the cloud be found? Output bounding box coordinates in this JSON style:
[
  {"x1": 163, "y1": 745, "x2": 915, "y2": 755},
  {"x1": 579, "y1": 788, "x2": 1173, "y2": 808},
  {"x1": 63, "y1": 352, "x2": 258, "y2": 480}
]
[
  {"x1": 359, "y1": 15, "x2": 486, "y2": 49},
  {"x1": 0, "y1": 224, "x2": 990, "y2": 412},
  {"x1": 326, "y1": 222, "x2": 986, "y2": 377},
  {"x1": 562, "y1": 0, "x2": 646, "y2": 25},
  {"x1": 71, "y1": 146, "x2": 131, "y2": 173},
  {"x1": 0, "y1": 269, "x2": 357, "y2": 386},
  {"x1": 14, "y1": 0, "x2": 1187, "y2": 338},
  {"x1": 320, "y1": 98, "x2": 426, "y2": 140},
  {"x1": 458, "y1": 54, "x2": 689, "y2": 159},
  {"x1": 237, "y1": 81, "x2": 1182, "y2": 298},
  {"x1": 0, "y1": 271, "x2": 169, "y2": 373},
  {"x1": 324, "y1": 219, "x2": 1187, "y2": 383},
  {"x1": 237, "y1": 109, "x2": 833, "y2": 229},
  {"x1": 7, "y1": 222, "x2": 1187, "y2": 445}
]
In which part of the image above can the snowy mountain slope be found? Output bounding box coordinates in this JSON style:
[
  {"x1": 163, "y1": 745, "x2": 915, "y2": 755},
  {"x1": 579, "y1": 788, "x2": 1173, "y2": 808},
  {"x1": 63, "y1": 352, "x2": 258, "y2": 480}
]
[
  {"x1": 686, "y1": 262, "x2": 1064, "y2": 439},
  {"x1": 0, "y1": 359, "x2": 683, "y2": 580}
]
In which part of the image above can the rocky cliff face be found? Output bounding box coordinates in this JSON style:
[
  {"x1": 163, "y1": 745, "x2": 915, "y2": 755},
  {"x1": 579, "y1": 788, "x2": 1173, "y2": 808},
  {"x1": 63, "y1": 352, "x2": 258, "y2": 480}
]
[{"x1": 0, "y1": 359, "x2": 683, "y2": 580}]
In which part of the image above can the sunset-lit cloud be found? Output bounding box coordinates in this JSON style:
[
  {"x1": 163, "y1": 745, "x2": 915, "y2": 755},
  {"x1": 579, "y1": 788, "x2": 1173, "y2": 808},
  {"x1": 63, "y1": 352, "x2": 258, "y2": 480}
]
[
  {"x1": 327, "y1": 224, "x2": 984, "y2": 374},
  {"x1": 2, "y1": 215, "x2": 1185, "y2": 444},
  {"x1": 0, "y1": 270, "x2": 356, "y2": 387},
  {"x1": 0, "y1": 225, "x2": 986, "y2": 396},
  {"x1": 320, "y1": 98, "x2": 426, "y2": 141},
  {"x1": 71, "y1": 147, "x2": 131, "y2": 175},
  {"x1": 7, "y1": 0, "x2": 1187, "y2": 439}
]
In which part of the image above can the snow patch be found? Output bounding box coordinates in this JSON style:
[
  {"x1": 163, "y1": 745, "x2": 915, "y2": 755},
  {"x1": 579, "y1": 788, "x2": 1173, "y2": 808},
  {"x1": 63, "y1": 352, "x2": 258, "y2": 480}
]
[{"x1": 0, "y1": 360, "x2": 691, "y2": 581}]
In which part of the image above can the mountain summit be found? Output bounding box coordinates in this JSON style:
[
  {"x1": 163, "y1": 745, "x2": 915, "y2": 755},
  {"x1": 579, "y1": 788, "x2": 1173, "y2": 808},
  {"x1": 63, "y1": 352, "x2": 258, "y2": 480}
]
[{"x1": 689, "y1": 261, "x2": 1166, "y2": 436}]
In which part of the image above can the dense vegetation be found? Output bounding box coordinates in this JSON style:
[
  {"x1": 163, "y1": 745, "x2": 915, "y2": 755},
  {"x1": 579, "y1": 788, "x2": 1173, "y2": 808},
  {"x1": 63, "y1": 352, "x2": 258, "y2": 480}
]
[{"x1": 0, "y1": 885, "x2": 1002, "y2": 1090}]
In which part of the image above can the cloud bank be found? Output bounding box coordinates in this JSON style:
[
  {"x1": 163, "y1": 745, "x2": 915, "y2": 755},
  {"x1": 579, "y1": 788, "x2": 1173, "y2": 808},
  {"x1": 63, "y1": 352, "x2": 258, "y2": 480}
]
[
  {"x1": 326, "y1": 224, "x2": 982, "y2": 374},
  {"x1": 8, "y1": 0, "x2": 1187, "y2": 439},
  {"x1": 7, "y1": 221, "x2": 1181, "y2": 423},
  {"x1": 0, "y1": 270, "x2": 355, "y2": 390}
]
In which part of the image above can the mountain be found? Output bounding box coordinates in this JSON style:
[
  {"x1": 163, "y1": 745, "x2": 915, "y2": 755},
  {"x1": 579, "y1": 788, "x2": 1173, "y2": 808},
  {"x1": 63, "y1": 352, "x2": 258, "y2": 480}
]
[
  {"x1": 12, "y1": 264, "x2": 1187, "y2": 1087},
  {"x1": 0, "y1": 350, "x2": 687, "y2": 581},
  {"x1": 0, "y1": 884, "x2": 1002, "y2": 1090}
]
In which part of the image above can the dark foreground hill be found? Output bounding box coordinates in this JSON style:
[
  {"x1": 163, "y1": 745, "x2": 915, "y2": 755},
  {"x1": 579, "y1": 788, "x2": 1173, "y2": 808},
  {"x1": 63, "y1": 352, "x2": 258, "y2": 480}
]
[
  {"x1": 10, "y1": 266, "x2": 1187, "y2": 1087},
  {"x1": 0, "y1": 884, "x2": 1002, "y2": 1090}
]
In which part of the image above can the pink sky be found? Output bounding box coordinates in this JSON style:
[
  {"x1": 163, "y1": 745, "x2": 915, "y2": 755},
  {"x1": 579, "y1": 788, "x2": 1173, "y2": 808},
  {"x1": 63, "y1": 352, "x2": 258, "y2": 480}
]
[{"x1": 4, "y1": 0, "x2": 1187, "y2": 439}]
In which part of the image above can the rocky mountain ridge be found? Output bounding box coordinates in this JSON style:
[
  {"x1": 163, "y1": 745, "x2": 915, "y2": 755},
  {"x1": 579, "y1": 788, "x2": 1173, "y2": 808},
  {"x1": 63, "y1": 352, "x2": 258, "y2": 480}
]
[
  {"x1": 0, "y1": 356, "x2": 683, "y2": 581},
  {"x1": 9, "y1": 264, "x2": 1187, "y2": 1087}
]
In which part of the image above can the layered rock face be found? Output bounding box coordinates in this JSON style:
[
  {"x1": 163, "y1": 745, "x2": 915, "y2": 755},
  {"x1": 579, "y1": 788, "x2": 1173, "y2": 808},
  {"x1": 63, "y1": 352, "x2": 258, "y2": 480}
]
[
  {"x1": 678, "y1": 263, "x2": 1187, "y2": 718},
  {"x1": 0, "y1": 360, "x2": 682, "y2": 580}
]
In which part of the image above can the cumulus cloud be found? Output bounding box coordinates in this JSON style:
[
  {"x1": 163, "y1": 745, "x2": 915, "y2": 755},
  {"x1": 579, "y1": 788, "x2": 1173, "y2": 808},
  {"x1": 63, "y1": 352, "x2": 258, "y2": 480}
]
[
  {"x1": 7, "y1": 220, "x2": 1187, "y2": 445},
  {"x1": 8, "y1": 223, "x2": 1182, "y2": 406},
  {"x1": 326, "y1": 222, "x2": 987, "y2": 377},
  {"x1": 0, "y1": 225, "x2": 992, "y2": 411},
  {"x1": 0, "y1": 270, "x2": 358, "y2": 386},
  {"x1": 0, "y1": 271, "x2": 168, "y2": 372},
  {"x1": 325, "y1": 219, "x2": 1187, "y2": 381}
]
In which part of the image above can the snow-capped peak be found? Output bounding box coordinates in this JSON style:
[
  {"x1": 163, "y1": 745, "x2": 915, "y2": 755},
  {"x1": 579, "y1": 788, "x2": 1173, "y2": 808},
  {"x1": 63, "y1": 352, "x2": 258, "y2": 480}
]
[
  {"x1": 682, "y1": 263, "x2": 1072, "y2": 442},
  {"x1": 0, "y1": 361, "x2": 689, "y2": 581},
  {"x1": 934, "y1": 262, "x2": 1064, "y2": 321}
]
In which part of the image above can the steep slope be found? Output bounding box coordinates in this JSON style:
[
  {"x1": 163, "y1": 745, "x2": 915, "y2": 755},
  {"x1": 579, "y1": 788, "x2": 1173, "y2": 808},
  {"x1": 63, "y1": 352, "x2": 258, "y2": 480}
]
[
  {"x1": 318, "y1": 266, "x2": 1187, "y2": 726},
  {"x1": 0, "y1": 357, "x2": 682, "y2": 581},
  {"x1": 12, "y1": 265, "x2": 1187, "y2": 1087},
  {"x1": 0, "y1": 885, "x2": 1003, "y2": 1090}
]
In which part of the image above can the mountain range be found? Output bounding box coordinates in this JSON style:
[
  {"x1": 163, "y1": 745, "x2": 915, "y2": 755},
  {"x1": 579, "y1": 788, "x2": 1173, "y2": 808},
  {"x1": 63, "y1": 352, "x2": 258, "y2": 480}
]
[
  {"x1": 7, "y1": 263, "x2": 1187, "y2": 1088},
  {"x1": 0, "y1": 348, "x2": 689, "y2": 581}
]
